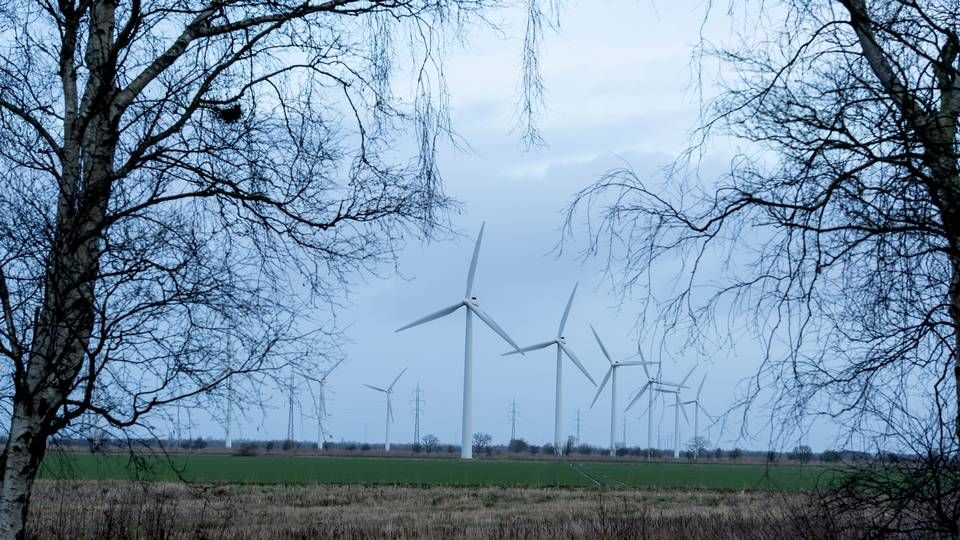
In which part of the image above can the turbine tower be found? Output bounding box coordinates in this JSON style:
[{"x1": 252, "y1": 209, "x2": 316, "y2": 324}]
[
  {"x1": 509, "y1": 398, "x2": 518, "y2": 441},
  {"x1": 658, "y1": 388, "x2": 689, "y2": 458},
  {"x1": 502, "y1": 284, "x2": 596, "y2": 455},
  {"x1": 363, "y1": 367, "x2": 407, "y2": 451},
  {"x1": 316, "y1": 358, "x2": 345, "y2": 451},
  {"x1": 626, "y1": 363, "x2": 694, "y2": 457},
  {"x1": 396, "y1": 223, "x2": 523, "y2": 459},
  {"x1": 589, "y1": 325, "x2": 654, "y2": 456},
  {"x1": 681, "y1": 374, "x2": 711, "y2": 459}
]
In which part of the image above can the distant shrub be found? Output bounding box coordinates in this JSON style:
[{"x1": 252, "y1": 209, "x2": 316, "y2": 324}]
[
  {"x1": 234, "y1": 443, "x2": 258, "y2": 457},
  {"x1": 361, "y1": 443, "x2": 371, "y2": 451},
  {"x1": 730, "y1": 448, "x2": 743, "y2": 461},
  {"x1": 528, "y1": 444, "x2": 540, "y2": 455},
  {"x1": 616, "y1": 447, "x2": 629, "y2": 457},
  {"x1": 191, "y1": 437, "x2": 207, "y2": 450},
  {"x1": 508, "y1": 438, "x2": 528, "y2": 453},
  {"x1": 820, "y1": 450, "x2": 841, "y2": 462},
  {"x1": 577, "y1": 444, "x2": 593, "y2": 455},
  {"x1": 541, "y1": 444, "x2": 556, "y2": 456},
  {"x1": 446, "y1": 445, "x2": 456, "y2": 454}
]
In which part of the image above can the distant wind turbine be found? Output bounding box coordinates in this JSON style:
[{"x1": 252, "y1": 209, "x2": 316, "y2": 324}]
[
  {"x1": 682, "y1": 374, "x2": 711, "y2": 459},
  {"x1": 396, "y1": 223, "x2": 523, "y2": 459},
  {"x1": 657, "y1": 387, "x2": 689, "y2": 458},
  {"x1": 502, "y1": 284, "x2": 596, "y2": 455},
  {"x1": 589, "y1": 325, "x2": 654, "y2": 456},
  {"x1": 626, "y1": 362, "x2": 694, "y2": 457},
  {"x1": 316, "y1": 358, "x2": 345, "y2": 451},
  {"x1": 363, "y1": 367, "x2": 407, "y2": 452}
]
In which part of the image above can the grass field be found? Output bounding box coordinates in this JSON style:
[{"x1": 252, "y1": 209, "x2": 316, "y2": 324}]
[{"x1": 39, "y1": 453, "x2": 837, "y2": 491}]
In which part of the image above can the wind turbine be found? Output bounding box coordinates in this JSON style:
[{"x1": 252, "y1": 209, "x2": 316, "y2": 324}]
[
  {"x1": 682, "y1": 374, "x2": 711, "y2": 459},
  {"x1": 395, "y1": 223, "x2": 523, "y2": 459},
  {"x1": 502, "y1": 284, "x2": 596, "y2": 455},
  {"x1": 589, "y1": 325, "x2": 654, "y2": 456},
  {"x1": 626, "y1": 363, "x2": 695, "y2": 457},
  {"x1": 657, "y1": 387, "x2": 689, "y2": 458},
  {"x1": 316, "y1": 358, "x2": 345, "y2": 451},
  {"x1": 363, "y1": 367, "x2": 407, "y2": 452}
]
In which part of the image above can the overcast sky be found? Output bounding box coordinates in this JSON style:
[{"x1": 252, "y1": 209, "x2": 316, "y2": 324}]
[{"x1": 188, "y1": 1, "x2": 847, "y2": 452}]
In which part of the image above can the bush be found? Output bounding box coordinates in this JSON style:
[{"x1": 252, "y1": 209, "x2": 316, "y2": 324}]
[
  {"x1": 577, "y1": 444, "x2": 593, "y2": 455},
  {"x1": 234, "y1": 443, "x2": 258, "y2": 457},
  {"x1": 729, "y1": 448, "x2": 743, "y2": 461},
  {"x1": 542, "y1": 444, "x2": 556, "y2": 455},
  {"x1": 820, "y1": 450, "x2": 842, "y2": 462},
  {"x1": 508, "y1": 438, "x2": 529, "y2": 453},
  {"x1": 528, "y1": 444, "x2": 540, "y2": 455},
  {"x1": 361, "y1": 443, "x2": 370, "y2": 451},
  {"x1": 616, "y1": 447, "x2": 629, "y2": 457},
  {"x1": 190, "y1": 437, "x2": 207, "y2": 450}
]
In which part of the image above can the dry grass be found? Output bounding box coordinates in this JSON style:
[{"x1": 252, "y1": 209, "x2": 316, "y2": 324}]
[{"x1": 26, "y1": 480, "x2": 850, "y2": 539}]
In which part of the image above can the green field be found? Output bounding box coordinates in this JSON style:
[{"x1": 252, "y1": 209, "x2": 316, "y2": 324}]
[{"x1": 39, "y1": 453, "x2": 837, "y2": 491}]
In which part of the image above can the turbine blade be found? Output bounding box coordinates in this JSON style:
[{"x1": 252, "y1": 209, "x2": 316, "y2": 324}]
[
  {"x1": 363, "y1": 384, "x2": 387, "y2": 393},
  {"x1": 678, "y1": 399, "x2": 690, "y2": 424},
  {"x1": 657, "y1": 380, "x2": 688, "y2": 388},
  {"x1": 557, "y1": 283, "x2": 578, "y2": 337},
  {"x1": 625, "y1": 382, "x2": 651, "y2": 411},
  {"x1": 323, "y1": 358, "x2": 346, "y2": 381},
  {"x1": 590, "y1": 367, "x2": 613, "y2": 408},
  {"x1": 618, "y1": 360, "x2": 656, "y2": 366},
  {"x1": 589, "y1": 324, "x2": 614, "y2": 364},
  {"x1": 641, "y1": 360, "x2": 651, "y2": 379},
  {"x1": 679, "y1": 365, "x2": 696, "y2": 388},
  {"x1": 560, "y1": 343, "x2": 596, "y2": 386},
  {"x1": 699, "y1": 403, "x2": 712, "y2": 418},
  {"x1": 696, "y1": 374, "x2": 707, "y2": 400},
  {"x1": 501, "y1": 340, "x2": 554, "y2": 356},
  {"x1": 465, "y1": 223, "x2": 485, "y2": 297},
  {"x1": 388, "y1": 367, "x2": 407, "y2": 390},
  {"x1": 470, "y1": 305, "x2": 523, "y2": 353},
  {"x1": 396, "y1": 302, "x2": 463, "y2": 332}
]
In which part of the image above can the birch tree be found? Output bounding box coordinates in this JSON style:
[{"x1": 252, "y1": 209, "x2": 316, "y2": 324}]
[
  {"x1": 0, "y1": 0, "x2": 548, "y2": 537},
  {"x1": 566, "y1": 1, "x2": 960, "y2": 534}
]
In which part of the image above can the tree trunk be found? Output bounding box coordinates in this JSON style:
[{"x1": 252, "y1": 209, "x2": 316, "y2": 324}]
[{"x1": 0, "y1": 404, "x2": 49, "y2": 539}]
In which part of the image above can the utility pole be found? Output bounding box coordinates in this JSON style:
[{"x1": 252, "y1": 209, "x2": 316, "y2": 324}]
[
  {"x1": 509, "y1": 398, "x2": 518, "y2": 441},
  {"x1": 575, "y1": 409, "x2": 582, "y2": 444},
  {"x1": 286, "y1": 372, "x2": 295, "y2": 442},
  {"x1": 413, "y1": 383, "x2": 424, "y2": 444}
]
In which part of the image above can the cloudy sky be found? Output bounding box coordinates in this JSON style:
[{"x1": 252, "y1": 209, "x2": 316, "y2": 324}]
[{"x1": 200, "y1": 1, "x2": 844, "y2": 452}]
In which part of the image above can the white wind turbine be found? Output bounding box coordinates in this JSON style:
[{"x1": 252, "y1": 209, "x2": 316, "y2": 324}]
[
  {"x1": 363, "y1": 367, "x2": 407, "y2": 452},
  {"x1": 502, "y1": 284, "x2": 596, "y2": 455},
  {"x1": 589, "y1": 325, "x2": 655, "y2": 456},
  {"x1": 316, "y1": 358, "x2": 345, "y2": 451},
  {"x1": 656, "y1": 387, "x2": 689, "y2": 458},
  {"x1": 626, "y1": 363, "x2": 695, "y2": 457},
  {"x1": 395, "y1": 223, "x2": 523, "y2": 459},
  {"x1": 682, "y1": 374, "x2": 711, "y2": 459}
]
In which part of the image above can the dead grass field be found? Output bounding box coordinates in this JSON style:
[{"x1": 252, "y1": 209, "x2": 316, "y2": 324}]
[{"x1": 25, "y1": 480, "x2": 854, "y2": 539}]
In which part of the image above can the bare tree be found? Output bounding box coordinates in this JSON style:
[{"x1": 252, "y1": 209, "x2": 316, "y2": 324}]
[
  {"x1": 0, "y1": 0, "x2": 555, "y2": 536},
  {"x1": 565, "y1": 1, "x2": 960, "y2": 535}
]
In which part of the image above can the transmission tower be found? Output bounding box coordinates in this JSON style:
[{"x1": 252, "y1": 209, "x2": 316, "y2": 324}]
[
  {"x1": 225, "y1": 377, "x2": 233, "y2": 449},
  {"x1": 509, "y1": 398, "x2": 518, "y2": 441},
  {"x1": 575, "y1": 409, "x2": 582, "y2": 444},
  {"x1": 286, "y1": 372, "x2": 296, "y2": 442},
  {"x1": 412, "y1": 383, "x2": 424, "y2": 444}
]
